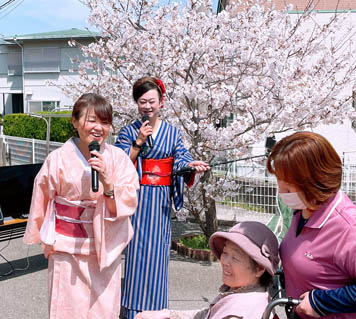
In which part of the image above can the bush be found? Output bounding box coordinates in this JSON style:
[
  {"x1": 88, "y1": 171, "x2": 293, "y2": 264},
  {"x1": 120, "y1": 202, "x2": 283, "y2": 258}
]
[
  {"x1": 3, "y1": 111, "x2": 74, "y2": 143},
  {"x1": 179, "y1": 234, "x2": 210, "y2": 250}
]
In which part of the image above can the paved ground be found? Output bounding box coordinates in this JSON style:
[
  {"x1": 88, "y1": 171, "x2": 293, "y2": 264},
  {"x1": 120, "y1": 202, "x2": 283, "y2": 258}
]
[{"x1": 0, "y1": 220, "x2": 286, "y2": 318}]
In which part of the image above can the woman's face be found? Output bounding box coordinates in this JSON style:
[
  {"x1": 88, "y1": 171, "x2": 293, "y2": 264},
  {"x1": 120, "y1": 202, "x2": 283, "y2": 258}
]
[
  {"x1": 277, "y1": 179, "x2": 300, "y2": 193},
  {"x1": 72, "y1": 107, "x2": 111, "y2": 147},
  {"x1": 137, "y1": 89, "x2": 162, "y2": 119},
  {"x1": 220, "y1": 240, "x2": 264, "y2": 289},
  {"x1": 277, "y1": 179, "x2": 310, "y2": 208}
]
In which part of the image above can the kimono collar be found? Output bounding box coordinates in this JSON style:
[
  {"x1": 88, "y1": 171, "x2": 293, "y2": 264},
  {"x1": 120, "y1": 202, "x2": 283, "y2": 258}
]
[{"x1": 218, "y1": 283, "x2": 266, "y2": 296}]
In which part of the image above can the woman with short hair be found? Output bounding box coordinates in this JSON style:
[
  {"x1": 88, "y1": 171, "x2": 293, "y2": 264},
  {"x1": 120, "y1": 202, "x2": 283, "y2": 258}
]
[
  {"x1": 24, "y1": 93, "x2": 139, "y2": 318},
  {"x1": 267, "y1": 131, "x2": 356, "y2": 318}
]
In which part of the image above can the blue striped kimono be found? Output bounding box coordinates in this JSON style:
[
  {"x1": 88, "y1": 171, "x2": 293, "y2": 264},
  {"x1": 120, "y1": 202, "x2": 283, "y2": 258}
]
[{"x1": 115, "y1": 120, "x2": 194, "y2": 318}]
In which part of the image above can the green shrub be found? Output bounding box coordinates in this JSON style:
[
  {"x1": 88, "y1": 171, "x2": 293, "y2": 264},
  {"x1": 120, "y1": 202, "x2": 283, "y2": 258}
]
[
  {"x1": 179, "y1": 234, "x2": 210, "y2": 250},
  {"x1": 3, "y1": 111, "x2": 74, "y2": 143}
]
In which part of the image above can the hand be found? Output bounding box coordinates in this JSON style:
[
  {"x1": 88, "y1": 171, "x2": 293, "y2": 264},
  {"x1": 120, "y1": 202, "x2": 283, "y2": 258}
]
[
  {"x1": 137, "y1": 120, "x2": 153, "y2": 145},
  {"x1": 296, "y1": 292, "x2": 320, "y2": 318},
  {"x1": 134, "y1": 309, "x2": 170, "y2": 319},
  {"x1": 188, "y1": 161, "x2": 210, "y2": 173},
  {"x1": 87, "y1": 150, "x2": 113, "y2": 190}
]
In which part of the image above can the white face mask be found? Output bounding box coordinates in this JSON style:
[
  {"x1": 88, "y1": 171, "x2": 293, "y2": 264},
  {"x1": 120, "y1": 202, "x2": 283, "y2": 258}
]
[{"x1": 279, "y1": 192, "x2": 306, "y2": 210}]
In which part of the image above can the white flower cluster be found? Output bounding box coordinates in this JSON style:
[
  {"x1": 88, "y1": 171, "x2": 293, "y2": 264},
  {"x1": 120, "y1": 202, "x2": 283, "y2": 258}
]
[{"x1": 67, "y1": 0, "x2": 356, "y2": 229}]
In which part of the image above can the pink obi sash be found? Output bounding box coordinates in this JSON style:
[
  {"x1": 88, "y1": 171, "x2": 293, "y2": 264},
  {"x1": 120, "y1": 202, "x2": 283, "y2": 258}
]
[
  {"x1": 55, "y1": 202, "x2": 94, "y2": 238},
  {"x1": 39, "y1": 196, "x2": 96, "y2": 245}
]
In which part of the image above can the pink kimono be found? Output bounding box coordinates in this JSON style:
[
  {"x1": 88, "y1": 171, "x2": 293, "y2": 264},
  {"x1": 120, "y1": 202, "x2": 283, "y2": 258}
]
[{"x1": 23, "y1": 138, "x2": 139, "y2": 319}]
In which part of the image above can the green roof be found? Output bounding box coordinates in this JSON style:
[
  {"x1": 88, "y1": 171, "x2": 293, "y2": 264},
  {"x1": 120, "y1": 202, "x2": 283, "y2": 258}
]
[
  {"x1": 0, "y1": 39, "x2": 13, "y2": 45},
  {"x1": 4, "y1": 28, "x2": 99, "y2": 41}
]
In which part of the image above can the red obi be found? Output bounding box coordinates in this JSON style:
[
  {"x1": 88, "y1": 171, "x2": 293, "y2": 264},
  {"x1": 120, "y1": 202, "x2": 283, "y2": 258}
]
[{"x1": 141, "y1": 157, "x2": 173, "y2": 186}]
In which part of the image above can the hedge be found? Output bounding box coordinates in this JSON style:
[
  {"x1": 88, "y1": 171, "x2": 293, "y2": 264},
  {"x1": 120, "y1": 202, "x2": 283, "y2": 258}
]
[{"x1": 3, "y1": 111, "x2": 74, "y2": 143}]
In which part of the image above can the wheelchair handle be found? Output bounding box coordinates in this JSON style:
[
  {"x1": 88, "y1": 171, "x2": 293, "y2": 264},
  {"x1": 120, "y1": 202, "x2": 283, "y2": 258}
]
[{"x1": 262, "y1": 297, "x2": 301, "y2": 319}]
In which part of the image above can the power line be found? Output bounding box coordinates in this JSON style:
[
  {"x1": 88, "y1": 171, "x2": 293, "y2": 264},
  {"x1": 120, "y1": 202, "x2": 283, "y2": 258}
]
[
  {"x1": 0, "y1": 0, "x2": 23, "y2": 21},
  {"x1": 0, "y1": 0, "x2": 17, "y2": 10}
]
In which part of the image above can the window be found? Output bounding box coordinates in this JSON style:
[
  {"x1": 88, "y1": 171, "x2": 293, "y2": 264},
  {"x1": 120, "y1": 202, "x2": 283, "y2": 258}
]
[
  {"x1": 8, "y1": 49, "x2": 22, "y2": 76},
  {"x1": 28, "y1": 101, "x2": 60, "y2": 113},
  {"x1": 216, "y1": 113, "x2": 235, "y2": 128},
  {"x1": 24, "y1": 47, "x2": 60, "y2": 73}
]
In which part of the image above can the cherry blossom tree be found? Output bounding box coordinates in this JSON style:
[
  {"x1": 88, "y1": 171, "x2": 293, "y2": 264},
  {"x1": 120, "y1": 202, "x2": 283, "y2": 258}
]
[{"x1": 64, "y1": 0, "x2": 356, "y2": 238}]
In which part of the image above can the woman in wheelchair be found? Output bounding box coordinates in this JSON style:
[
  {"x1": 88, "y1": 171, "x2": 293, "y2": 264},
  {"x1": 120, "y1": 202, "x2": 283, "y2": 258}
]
[
  {"x1": 134, "y1": 221, "x2": 279, "y2": 319},
  {"x1": 267, "y1": 131, "x2": 356, "y2": 318}
]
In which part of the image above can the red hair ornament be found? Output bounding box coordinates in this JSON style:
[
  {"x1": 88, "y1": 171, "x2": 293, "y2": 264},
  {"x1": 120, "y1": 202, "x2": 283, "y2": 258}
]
[{"x1": 156, "y1": 78, "x2": 166, "y2": 108}]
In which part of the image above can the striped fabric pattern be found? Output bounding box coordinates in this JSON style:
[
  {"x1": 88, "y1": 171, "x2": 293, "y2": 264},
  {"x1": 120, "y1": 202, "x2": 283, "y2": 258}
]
[{"x1": 115, "y1": 120, "x2": 194, "y2": 318}]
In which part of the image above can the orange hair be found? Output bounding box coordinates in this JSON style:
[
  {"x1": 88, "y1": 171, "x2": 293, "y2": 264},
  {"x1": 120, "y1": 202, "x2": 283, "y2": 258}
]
[{"x1": 267, "y1": 132, "x2": 341, "y2": 208}]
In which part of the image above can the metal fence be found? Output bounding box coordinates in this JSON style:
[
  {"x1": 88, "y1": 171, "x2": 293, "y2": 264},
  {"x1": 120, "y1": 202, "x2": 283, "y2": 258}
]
[
  {"x1": 2, "y1": 135, "x2": 62, "y2": 165},
  {"x1": 214, "y1": 162, "x2": 278, "y2": 215},
  {"x1": 3, "y1": 135, "x2": 356, "y2": 219},
  {"x1": 214, "y1": 159, "x2": 356, "y2": 214}
]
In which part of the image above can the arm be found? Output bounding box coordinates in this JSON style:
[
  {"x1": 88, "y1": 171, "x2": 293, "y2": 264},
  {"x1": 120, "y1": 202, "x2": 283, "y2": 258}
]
[
  {"x1": 104, "y1": 148, "x2": 139, "y2": 220},
  {"x1": 311, "y1": 286, "x2": 356, "y2": 315},
  {"x1": 115, "y1": 121, "x2": 152, "y2": 163},
  {"x1": 88, "y1": 149, "x2": 116, "y2": 216},
  {"x1": 173, "y1": 130, "x2": 209, "y2": 175},
  {"x1": 297, "y1": 285, "x2": 356, "y2": 317}
]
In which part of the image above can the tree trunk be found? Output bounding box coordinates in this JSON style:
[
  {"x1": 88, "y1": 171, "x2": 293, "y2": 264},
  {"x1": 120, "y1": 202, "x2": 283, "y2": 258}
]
[
  {"x1": 204, "y1": 197, "x2": 217, "y2": 240},
  {"x1": 200, "y1": 170, "x2": 218, "y2": 240}
]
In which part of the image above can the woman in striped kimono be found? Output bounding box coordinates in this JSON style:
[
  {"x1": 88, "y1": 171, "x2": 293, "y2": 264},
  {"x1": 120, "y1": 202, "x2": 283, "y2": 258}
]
[{"x1": 115, "y1": 77, "x2": 210, "y2": 319}]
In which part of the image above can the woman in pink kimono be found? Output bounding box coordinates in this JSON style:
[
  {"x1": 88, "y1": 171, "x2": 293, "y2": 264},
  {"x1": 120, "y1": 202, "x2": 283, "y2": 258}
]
[{"x1": 23, "y1": 93, "x2": 139, "y2": 319}]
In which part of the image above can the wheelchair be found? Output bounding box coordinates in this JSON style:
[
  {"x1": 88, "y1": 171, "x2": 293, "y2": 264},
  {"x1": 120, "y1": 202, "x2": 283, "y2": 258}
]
[{"x1": 262, "y1": 269, "x2": 301, "y2": 319}]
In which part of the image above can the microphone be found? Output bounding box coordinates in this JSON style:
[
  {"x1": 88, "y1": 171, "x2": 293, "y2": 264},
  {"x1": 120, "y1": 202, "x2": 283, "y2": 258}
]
[
  {"x1": 142, "y1": 114, "x2": 153, "y2": 148},
  {"x1": 88, "y1": 140, "x2": 100, "y2": 192}
]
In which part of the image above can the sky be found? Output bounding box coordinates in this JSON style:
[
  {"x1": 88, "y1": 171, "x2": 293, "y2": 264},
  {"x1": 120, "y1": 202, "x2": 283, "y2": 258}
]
[{"x1": 0, "y1": 0, "x2": 220, "y2": 37}]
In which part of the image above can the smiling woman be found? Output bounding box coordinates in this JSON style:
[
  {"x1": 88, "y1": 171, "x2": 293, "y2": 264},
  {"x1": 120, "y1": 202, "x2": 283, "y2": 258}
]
[
  {"x1": 135, "y1": 221, "x2": 279, "y2": 319},
  {"x1": 23, "y1": 93, "x2": 139, "y2": 319}
]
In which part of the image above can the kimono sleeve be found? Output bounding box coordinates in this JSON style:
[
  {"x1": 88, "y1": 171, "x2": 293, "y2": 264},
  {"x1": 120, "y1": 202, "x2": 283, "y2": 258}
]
[
  {"x1": 93, "y1": 147, "x2": 139, "y2": 269},
  {"x1": 23, "y1": 157, "x2": 57, "y2": 245},
  {"x1": 171, "y1": 129, "x2": 195, "y2": 210},
  {"x1": 115, "y1": 125, "x2": 134, "y2": 155},
  {"x1": 103, "y1": 148, "x2": 139, "y2": 220},
  {"x1": 172, "y1": 129, "x2": 194, "y2": 170}
]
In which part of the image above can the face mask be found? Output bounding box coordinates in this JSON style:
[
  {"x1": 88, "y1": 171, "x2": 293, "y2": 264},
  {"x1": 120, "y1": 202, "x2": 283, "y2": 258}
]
[{"x1": 279, "y1": 192, "x2": 306, "y2": 210}]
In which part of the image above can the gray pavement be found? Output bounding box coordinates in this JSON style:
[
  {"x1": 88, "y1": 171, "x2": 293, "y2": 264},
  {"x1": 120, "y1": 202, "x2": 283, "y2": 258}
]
[{"x1": 0, "y1": 220, "x2": 286, "y2": 318}]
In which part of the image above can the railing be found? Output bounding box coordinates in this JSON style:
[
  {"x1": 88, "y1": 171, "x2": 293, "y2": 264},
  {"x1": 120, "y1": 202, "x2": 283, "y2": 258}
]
[
  {"x1": 2, "y1": 135, "x2": 62, "y2": 165},
  {"x1": 3, "y1": 135, "x2": 356, "y2": 220}
]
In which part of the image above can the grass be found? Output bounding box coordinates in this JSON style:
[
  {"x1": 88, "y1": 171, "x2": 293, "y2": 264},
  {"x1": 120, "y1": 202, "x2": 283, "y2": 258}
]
[
  {"x1": 179, "y1": 234, "x2": 210, "y2": 250},
  {"x1": 221, "y1": 198, "x2": 268, "y2": 213}
]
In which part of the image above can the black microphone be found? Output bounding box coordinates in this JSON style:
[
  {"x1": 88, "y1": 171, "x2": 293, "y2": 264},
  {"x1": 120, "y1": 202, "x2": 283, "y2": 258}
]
[
  {"x1": 88, "y1": 140, "x2": 100, "y2": 192},
  {"x1": 142, "y1": 114, "x2": 153, "y2": 148}
]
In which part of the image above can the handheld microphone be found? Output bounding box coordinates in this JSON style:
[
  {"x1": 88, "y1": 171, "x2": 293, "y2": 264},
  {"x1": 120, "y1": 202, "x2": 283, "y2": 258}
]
[
  {"x1": 88, "y1": 140, "x2": 100, "y2": 192},
  {"x1": 142, "y1": 114, "x2": 154, "y2": 148}
]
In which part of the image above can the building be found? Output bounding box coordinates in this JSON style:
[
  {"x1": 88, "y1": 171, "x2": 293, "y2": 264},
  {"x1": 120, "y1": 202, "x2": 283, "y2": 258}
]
[{"x1": 0, "y1": 28, "x2": 98, "y2": 114}]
